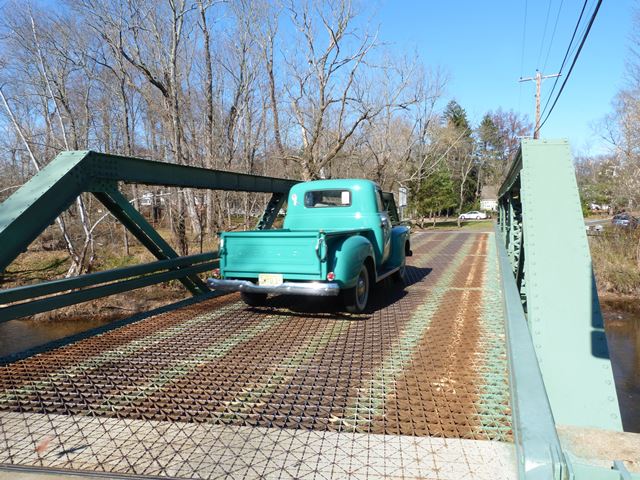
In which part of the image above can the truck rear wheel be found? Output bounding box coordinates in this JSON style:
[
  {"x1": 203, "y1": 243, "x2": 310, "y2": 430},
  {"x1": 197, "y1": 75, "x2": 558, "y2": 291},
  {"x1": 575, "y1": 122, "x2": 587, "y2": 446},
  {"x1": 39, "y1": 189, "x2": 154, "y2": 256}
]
[
  {"x1": 393, "y1": 248, "x2": 407, "y2": 285},
  {"x1": 343, "y1": 264, "x2": 370, "y2": 313},
  {"x1": 241, "y1": 292, "x2": 268, "y2": 307}
]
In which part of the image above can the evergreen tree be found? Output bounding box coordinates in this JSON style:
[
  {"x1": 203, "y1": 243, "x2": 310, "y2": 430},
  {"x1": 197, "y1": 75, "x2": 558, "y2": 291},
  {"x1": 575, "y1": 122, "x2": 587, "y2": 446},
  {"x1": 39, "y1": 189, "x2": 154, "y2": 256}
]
[
  {"x1": 443, "y1": 100, "x2": 470, "y2": 131},
  {"x1": 478, "y1": 114, "x2": 502, "y2": 153},
  {"x1": 411, "y1": 168, "x2": 458, "y2": 226},
  {"x1": 475, "y1": 114, "x2": 502, "y2": 197}
]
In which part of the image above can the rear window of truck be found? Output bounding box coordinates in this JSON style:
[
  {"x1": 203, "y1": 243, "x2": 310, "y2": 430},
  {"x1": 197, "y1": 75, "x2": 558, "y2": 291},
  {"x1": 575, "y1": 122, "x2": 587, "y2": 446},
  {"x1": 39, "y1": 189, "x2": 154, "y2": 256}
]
[{"x1": 304, "y1": 190, "x2": 351, "y2": 208}]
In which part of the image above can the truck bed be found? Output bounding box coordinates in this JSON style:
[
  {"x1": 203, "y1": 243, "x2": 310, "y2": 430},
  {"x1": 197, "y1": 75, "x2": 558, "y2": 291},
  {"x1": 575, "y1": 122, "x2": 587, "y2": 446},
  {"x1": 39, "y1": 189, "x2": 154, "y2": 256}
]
[
  {"x1": 220, "y1": 228, "x2": 373, "y2": 281},
  {"x1": 220, "y1": 229, "x2": 325, "y2": 280}
]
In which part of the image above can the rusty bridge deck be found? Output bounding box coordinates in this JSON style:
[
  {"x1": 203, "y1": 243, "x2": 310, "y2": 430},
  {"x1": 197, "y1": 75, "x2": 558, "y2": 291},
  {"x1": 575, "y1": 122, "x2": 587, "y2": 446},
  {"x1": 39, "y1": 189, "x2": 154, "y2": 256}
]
[{"x1": 0, "y1": 231, "x2": 516, "y2": 479}]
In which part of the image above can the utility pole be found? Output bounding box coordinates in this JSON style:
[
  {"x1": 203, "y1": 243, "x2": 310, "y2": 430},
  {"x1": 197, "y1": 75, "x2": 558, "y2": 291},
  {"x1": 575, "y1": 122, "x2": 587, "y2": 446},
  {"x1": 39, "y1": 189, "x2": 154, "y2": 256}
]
[{"x1": 519, "y1": 70, "x2": 561, "y2": 139}]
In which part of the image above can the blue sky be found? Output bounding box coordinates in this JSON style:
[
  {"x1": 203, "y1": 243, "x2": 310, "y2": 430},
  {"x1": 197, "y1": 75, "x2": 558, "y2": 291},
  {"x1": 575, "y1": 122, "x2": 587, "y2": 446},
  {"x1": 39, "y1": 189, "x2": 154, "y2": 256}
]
[
  {"x1": 376, "y1": 0, "x2": 634, "y2": 155},
  {"x1": 11, "y1": 0, "x2": 632, "y2": 157}
]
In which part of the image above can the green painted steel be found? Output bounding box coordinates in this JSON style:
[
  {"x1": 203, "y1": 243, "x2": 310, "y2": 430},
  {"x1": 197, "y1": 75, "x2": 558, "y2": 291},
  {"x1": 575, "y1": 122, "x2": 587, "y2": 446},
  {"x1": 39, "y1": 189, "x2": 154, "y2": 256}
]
[
  {"x1": 0, "y1": 259, "x2": 218, "y2": 323},
  {"x1": 94, "y1": 188, "x2": 208, "y2": 294},
  {"x1": 0, "y1": 151, "x2": 87, "y2": 273},
  {"x1": 256, "y1": 192, "x2": 286, "y2": 230},
  {"x1": 0, "y1": 150, "x2": 298, "y2": 319},
  {"x1": 495, "y1": 226, "x2": 567, "y2": 479},
  {"x1": 0, "y1": 252, "x2": 216, "y2": 305},
  {"x1": 99, "y1": 152, "x2": 297, "y2": 192},
  {"x1": 0, "y1": 150, "x2": 298, "y2": 274},
  {"x1": 498, "y1": 139, "x2": 622, "y2": 432}
]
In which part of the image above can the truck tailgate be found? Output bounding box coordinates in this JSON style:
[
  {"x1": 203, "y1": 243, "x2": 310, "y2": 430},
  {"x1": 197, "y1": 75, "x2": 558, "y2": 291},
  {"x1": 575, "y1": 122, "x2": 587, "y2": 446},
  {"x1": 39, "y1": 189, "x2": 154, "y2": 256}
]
[{"x1": 221, "y1": 230, "x2": 323, "y2": 279}]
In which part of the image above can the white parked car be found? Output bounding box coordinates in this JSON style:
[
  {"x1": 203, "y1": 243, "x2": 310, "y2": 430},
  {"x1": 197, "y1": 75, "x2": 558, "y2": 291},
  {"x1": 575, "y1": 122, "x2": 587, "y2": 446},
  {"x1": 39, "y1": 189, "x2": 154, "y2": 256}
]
[{"x1": 459, "y1": 211, "x2": 488, "y2": 220}]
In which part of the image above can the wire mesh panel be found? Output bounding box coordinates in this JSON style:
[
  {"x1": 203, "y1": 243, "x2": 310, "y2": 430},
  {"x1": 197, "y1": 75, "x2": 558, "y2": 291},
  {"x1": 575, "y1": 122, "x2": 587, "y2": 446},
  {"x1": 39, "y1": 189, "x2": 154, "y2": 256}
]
[{"x1": 0, "y1": 231, "x2": 514, "y2": 479}]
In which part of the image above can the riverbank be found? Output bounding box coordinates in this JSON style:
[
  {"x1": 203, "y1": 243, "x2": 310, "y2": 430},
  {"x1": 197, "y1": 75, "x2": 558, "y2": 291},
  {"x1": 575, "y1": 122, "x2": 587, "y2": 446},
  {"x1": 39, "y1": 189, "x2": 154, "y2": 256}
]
[
  {"x1": 589, "y1": 227, "x2": 640, "y2": 299},
  {"x1": 589, "y1": 227, "x2": 639, "y2": 432},
  {"x1": 600, "y1": 293, "x2": 640, "y2": 315}
]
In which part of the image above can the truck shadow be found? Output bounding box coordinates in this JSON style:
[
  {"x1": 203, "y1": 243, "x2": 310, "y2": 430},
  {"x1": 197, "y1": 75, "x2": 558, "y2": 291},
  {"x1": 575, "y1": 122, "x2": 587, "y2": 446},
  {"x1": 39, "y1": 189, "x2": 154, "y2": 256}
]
[
  {"x1": 402, "y1": 266, "x2": 433, "y2": 289},
  {"x1": 245, "y1": 266, "x2": 432, "y2": 320}
]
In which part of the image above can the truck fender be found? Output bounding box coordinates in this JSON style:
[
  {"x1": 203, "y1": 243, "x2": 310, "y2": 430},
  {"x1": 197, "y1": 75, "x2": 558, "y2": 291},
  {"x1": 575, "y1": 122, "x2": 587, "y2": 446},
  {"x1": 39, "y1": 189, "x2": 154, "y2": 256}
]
[
  {"x1": 387, "y1": 226, "x2": 411, "y2": 269},
  {"x1": 331, "y1": 235, "x2": 375, "y2": 289}
]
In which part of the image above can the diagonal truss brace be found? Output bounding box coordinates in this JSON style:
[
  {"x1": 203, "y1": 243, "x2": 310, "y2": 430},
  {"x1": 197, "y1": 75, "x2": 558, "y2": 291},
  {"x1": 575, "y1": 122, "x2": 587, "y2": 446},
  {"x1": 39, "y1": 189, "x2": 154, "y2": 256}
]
[
  {"x1": 256, "y1": 192, "x2": 286, "y2": 230},
  {"x1": 0, "y1": 150, "x2": 299, "y2": 308},
  {"x1": 94, "y1": 188, "x2": 208, "y2": 295}
]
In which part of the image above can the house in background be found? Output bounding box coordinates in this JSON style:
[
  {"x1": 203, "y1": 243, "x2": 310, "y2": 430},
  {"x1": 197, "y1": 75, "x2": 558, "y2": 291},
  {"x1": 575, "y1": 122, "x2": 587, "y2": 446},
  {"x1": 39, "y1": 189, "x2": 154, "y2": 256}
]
[{"x1": 480, "y1": 185, "x2": 498, "y2": 212}]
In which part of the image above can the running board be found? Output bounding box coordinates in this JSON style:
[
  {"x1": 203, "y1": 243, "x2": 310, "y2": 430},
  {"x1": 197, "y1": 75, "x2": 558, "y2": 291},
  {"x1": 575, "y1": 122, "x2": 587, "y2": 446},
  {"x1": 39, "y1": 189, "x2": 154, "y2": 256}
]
[{"x1": 376, "y1": 266, "x2": 400, "y2": 282}]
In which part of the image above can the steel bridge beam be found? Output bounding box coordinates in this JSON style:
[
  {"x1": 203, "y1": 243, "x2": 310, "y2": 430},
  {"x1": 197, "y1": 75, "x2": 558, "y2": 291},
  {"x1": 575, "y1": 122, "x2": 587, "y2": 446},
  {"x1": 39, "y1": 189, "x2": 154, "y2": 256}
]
[
  {"x1": 0, "y1": 151, "x2": 86, "y2": 273},
  {"x1": 0, "y1": 252, "x2": 216, "y2": 305},
  {"x1": 93, "y1": 151, "x2": 297, "y2": 192},
  {"x1": 93, "y1": 188, "x2": 208, "y2": 294},
  {"x1": 495, "y1": 227, "x2": 567, "y2": 479},
  {"x1": 497, "y1": 139, "x2": 622, "y2": 433},
  {"x1": 0, "y1": 150, "x2": 298, "y2": 274},
  {"x1": 0, "y1": 150, "x2": 298, "y2": 320},
  {"x1": 0, "y1": 257, "x2": 218, "y2": 323},
  {"x1": 255, "y1": 192, "x2": 286, "y2": 230}
]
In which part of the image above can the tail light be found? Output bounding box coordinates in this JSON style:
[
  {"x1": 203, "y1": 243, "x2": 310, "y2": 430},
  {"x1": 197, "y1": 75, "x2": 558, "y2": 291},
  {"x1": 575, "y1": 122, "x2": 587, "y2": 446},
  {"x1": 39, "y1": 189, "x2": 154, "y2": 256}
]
[{"x1": 326, "y1": 271, "x2": 335, "y2": 281}]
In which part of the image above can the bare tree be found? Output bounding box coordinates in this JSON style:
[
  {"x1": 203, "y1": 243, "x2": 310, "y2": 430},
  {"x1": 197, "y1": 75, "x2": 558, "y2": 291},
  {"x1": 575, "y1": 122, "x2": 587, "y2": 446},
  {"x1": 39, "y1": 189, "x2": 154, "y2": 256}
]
[
  {"x1": 276, "y1": 0, "x2": 383, "y2": 179},
  {"x1": 0, "y1": 0, "x2": 468, "y2": 275},
  {"x1": 360, "y1": 64, "x2": 444, "y2": 190},
  {"x1": 76, "y1": 0, "x2": 195, "y2": 254},
  {"x1": 1, "y1": 6, "x2": 102, "y2": 274}
]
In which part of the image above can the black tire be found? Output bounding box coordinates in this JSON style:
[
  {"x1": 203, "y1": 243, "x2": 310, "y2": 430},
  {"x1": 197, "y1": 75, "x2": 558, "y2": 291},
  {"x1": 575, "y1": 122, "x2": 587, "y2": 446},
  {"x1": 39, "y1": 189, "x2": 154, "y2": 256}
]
[
  {"x1": 241, "y1": 292, "x2": 268, "y2": 307},
  {"x1": 343, "y1": 263, "x2": 370, "y2": 313},
  {"x1": 393, "y1": 256, "x2": 407, "y2": 285}
]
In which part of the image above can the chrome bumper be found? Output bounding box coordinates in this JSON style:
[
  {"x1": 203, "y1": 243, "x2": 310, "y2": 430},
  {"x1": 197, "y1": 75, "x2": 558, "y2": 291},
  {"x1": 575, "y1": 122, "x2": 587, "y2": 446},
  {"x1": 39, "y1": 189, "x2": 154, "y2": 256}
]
[{"x1": 207, "y1": 278, "x2": 341, "y2": 296}]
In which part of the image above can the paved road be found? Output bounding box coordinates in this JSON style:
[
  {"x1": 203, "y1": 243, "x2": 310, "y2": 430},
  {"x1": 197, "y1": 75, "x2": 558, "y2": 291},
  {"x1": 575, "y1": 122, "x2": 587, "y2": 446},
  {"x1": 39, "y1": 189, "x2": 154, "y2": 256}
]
[{"x1": 585, "y1": 217, "x2": 611, "y2": 225}]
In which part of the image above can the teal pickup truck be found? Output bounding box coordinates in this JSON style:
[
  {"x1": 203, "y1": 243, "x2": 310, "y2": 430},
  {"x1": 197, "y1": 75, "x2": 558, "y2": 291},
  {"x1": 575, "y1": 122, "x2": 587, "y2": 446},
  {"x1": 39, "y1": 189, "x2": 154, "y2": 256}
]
[{"x1": 208, "y1": 179, "x2": 411, "y2": 312}]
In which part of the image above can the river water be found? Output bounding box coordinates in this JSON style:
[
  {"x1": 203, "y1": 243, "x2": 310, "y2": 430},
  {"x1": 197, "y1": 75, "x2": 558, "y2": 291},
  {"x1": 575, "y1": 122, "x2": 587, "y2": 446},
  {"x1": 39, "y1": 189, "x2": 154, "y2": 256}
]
[
  {"x1": 0, "y1": 305, "x2": 638, "y2": 432},
  {"x1": 0, "y1": 317, "x2": 113, "y2": 359},
  {"x1": 603, "y1": 307, "x2": 640, "y2": 432}
]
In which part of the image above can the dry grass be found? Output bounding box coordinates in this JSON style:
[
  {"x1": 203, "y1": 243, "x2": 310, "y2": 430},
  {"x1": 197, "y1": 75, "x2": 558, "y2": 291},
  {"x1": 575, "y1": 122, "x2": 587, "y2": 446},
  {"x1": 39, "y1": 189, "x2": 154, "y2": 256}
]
[
  {"x1": 590, "y1": 228, "x2": 640, "y2": 297},
  {"x1": 412, "y1": 219, "x2": 494, "y2": 231}
]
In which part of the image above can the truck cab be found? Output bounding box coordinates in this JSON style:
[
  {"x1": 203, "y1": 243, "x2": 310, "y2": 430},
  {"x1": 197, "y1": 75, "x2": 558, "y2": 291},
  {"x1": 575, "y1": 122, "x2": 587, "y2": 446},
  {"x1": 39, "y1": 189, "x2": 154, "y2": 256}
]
[{"x1": 208, "y1": 179, "x2": 411, "y2": 313}]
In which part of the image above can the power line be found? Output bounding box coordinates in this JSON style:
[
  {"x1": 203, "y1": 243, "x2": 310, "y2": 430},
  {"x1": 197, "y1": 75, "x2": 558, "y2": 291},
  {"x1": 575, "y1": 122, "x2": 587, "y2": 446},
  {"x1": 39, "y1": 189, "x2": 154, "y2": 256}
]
[
  {"x1": 520, "y1": 0, "x2": 528, "y2": 77},
  {"x1": 541, "y1": 0, "x2": 565, "y2": 72},
  {"x1": 518, "y1": 0, "x2": 528, "y2": 110},
  {"x1": 536, "y1": 0, "x2": 554, "y2": 67},
  {"x1": 566, "y1": 9, "x2": 593, "y2": 61},
  {"x1": 536, "y1": 0, "x2": 603, "y2": 135},
  {"x1": 539, "y1": 0, "x2": 590, "y2": 120}
]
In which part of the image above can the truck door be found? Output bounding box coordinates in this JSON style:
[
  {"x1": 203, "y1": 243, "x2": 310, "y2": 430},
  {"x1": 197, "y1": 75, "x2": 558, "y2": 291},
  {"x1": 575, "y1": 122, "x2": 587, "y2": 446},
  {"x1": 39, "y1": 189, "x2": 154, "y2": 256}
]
[{"x1": 376, "y1": 189, "x2": 391, "y2": 264}]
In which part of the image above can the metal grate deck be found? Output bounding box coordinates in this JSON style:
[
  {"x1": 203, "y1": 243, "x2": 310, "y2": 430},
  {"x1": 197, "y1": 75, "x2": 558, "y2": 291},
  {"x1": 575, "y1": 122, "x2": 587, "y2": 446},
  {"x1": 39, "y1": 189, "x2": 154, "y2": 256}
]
[{"x1": 0, "y1": 231, "x2": 515, "y2": 479}]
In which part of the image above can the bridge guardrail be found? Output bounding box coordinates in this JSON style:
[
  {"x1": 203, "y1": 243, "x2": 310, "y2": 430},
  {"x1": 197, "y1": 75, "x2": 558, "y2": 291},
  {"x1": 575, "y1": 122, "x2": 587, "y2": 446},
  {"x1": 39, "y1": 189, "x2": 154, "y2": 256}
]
[
  {"x1": 497, "y1": 138, "x2": 621, "y2": 431},
  {"x1": 495, "y1": 225, "x2": 568, "y2": 479},
  {"x1": 0, "y1": 150, "x2": 298, "y2": 321},
  {"x1": 497, "y1": 139, "x2": 634, "y2": 479}
]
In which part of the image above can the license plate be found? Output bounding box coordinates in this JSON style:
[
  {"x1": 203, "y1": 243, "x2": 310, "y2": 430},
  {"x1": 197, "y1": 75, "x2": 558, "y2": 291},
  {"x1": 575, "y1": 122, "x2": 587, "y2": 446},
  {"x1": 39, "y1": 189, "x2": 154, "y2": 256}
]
[{"x1": 258, "y1": 273, "x2": 283, "y2": 287}]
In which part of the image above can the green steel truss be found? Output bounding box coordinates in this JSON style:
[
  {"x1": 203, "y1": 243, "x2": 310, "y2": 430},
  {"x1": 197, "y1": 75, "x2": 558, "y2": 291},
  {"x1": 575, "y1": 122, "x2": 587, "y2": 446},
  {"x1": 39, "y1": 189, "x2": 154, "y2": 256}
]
[
  {"x1": 497, "y1": 139, "x2": 634, "y2": 480},
  {"x1": 1, "y1": 145, "x2": 637, "y2": 480},
  {"x1": 0, "y1": 150, "x2": 298, "y2": 322}
]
